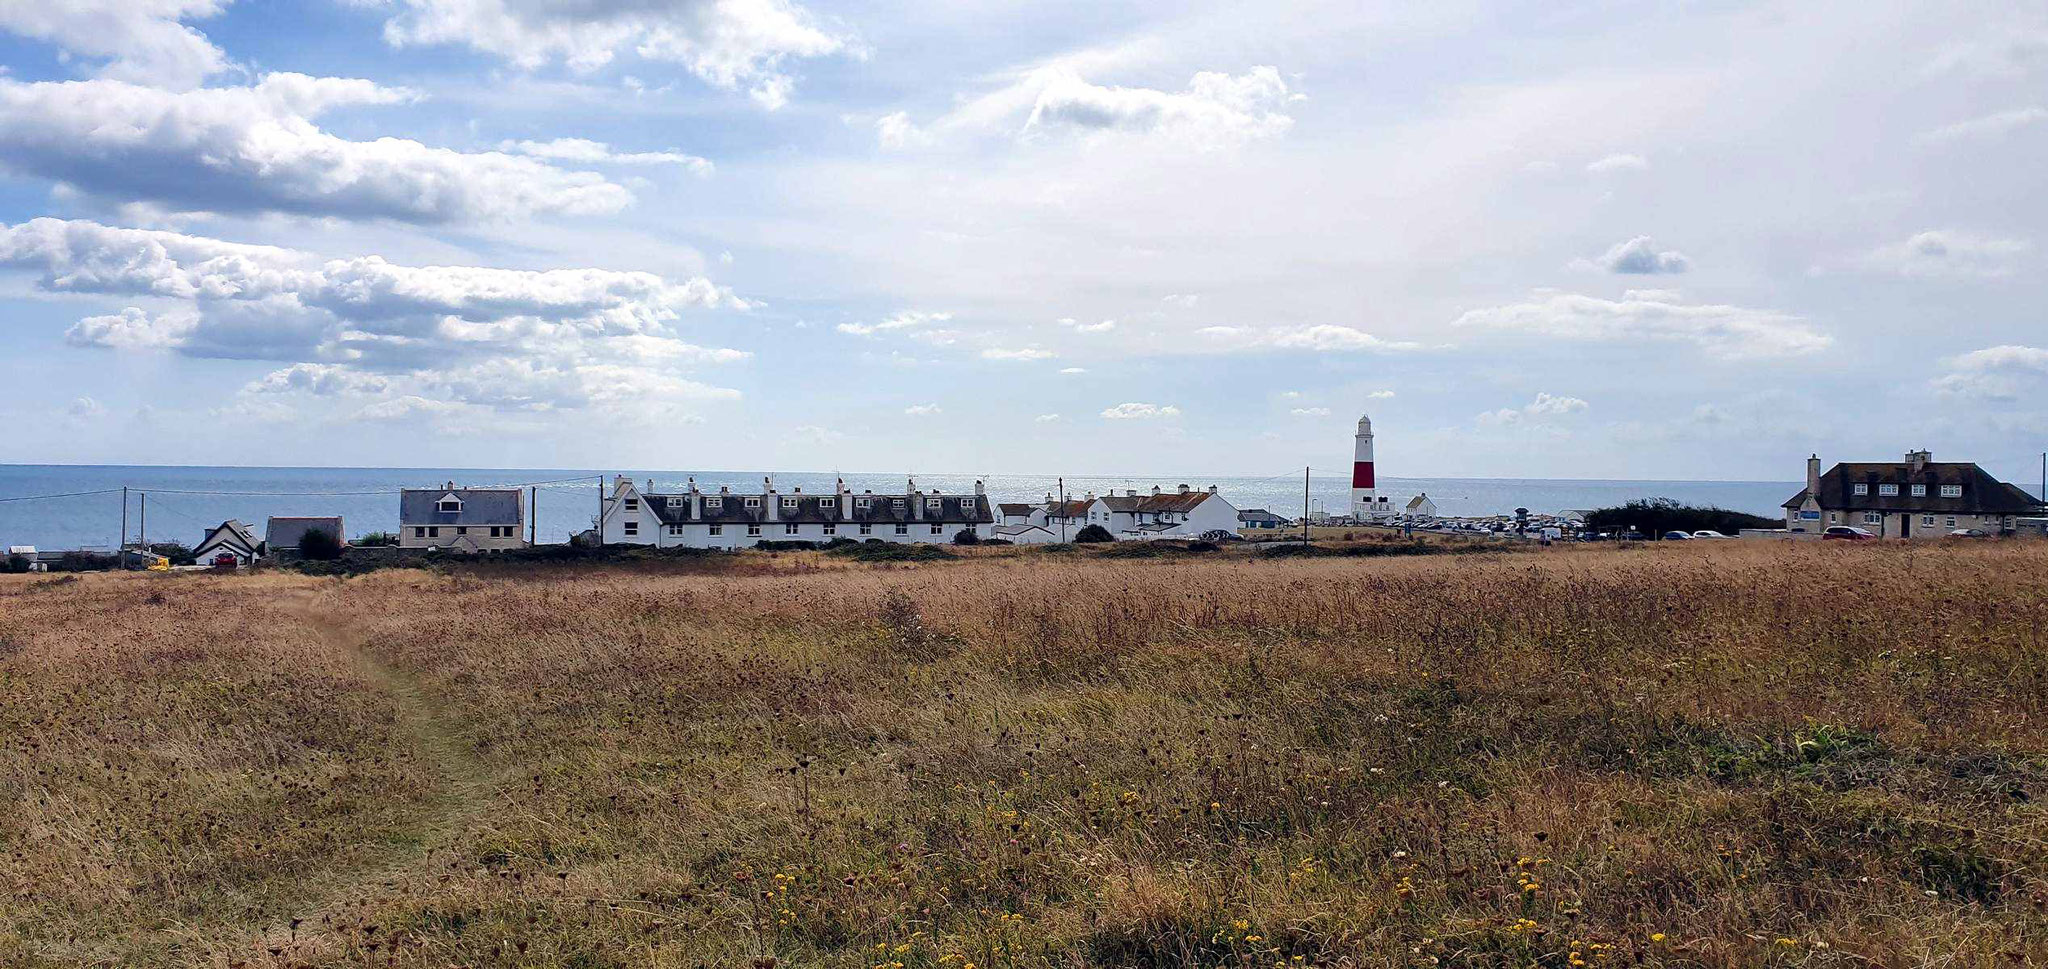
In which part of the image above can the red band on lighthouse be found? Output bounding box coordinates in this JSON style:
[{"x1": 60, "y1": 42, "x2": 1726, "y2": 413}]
[{"x1": 1351, "y1": 462, "x2": 1375, "y2": 489}]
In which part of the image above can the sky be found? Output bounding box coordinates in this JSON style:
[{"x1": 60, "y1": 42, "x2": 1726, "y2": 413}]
[{"x1": 0, "y1": 0, "x2": 2044, "y2": 483}]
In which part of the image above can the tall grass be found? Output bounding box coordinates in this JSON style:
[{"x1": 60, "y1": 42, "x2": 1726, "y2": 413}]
[{"x1": 3, "y1": 542, "x2": 2046, "y2": 967}]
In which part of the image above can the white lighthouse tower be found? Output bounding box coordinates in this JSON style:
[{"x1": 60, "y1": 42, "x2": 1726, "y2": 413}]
[{"x1": 1352, "y1": 413, "x2": 1386, "y2": 519}]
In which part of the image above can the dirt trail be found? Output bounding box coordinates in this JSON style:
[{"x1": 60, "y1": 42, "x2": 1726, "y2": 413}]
[{"x1": 223, "y1": 588, "x2": 500, "y2": 964}]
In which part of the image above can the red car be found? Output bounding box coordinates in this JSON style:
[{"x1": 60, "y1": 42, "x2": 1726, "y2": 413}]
[{"x1": 1822, "y1": 525, "x2": 1877, "y2": 541}]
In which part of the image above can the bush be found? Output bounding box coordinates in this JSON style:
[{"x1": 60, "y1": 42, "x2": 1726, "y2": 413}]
[
  {"x1": 52, "y1": 551, "x2": 116, "y2": 573},
  {"x1": 752, "y1": 540, "x2": 820, "y2": 552},
  {"x1": 1074, "y1": 524, "x2": 1115, "y2": 544},
  {"x1": 1583, "y1": 498, "x2": 1778, "y2": 537},
  {"x1": 828, "y1": 542, "x2": 956, "y2": 563},
  {"x1": 4, "y1": 554, "x2": 29, "y2": 574},
  {"x1": 354, "y1": 531, "x2": 399, "y2": 547},
  {"x1": 298, "y1": 528, "x2": 343, "y2": 561},
  {"x1": 147, "y1": 542, "x2": 195, "y2": 566},
  {"x1": 953, "y1": 528, "x2": 980, "y2": 545}
]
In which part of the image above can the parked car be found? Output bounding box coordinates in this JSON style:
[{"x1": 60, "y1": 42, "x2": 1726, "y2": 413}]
[
  {"x1": 1823, "y1": 525, "x2": 1878, "y2": 541},
  {"x1": 1662, "y1": 530, "x2": 1694, "y2": 540},
  {"x1": 1619, "y1": 530, "x2": 1648, "y2": 541},
  {"x1": 1689, "y1": 530, "x2": 1731, "y2": 539},
  {"x1": 1948, "y1": 527, "x2": 1991, "y2": 538}
]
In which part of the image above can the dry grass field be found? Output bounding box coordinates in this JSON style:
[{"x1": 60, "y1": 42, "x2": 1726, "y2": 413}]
[{"x1": 3, "y1": 540, "x2": 2047, "y2": 967}]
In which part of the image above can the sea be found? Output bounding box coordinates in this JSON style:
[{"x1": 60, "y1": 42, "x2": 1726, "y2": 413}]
[{"x1": 0, "y1": 464, "x2": 1808, "y2": 551}]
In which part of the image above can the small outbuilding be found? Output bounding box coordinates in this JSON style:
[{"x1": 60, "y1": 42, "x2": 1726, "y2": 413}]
[
  {"x1": 1405, "y1": 493, "x2": 1439, "y2": 518},
  {"x1": 266, "y1": 516, "x2": 345, "y2": 554}
]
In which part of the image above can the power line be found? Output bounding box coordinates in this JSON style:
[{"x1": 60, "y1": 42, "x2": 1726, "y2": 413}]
[{"x1": 0, "y1": 488, "x2": 124, "y2": 503}]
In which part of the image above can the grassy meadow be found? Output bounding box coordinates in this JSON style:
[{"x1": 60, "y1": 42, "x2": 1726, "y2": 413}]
[{"x1": 2, "y1": 540, "x2": 2047, "y2": 967}]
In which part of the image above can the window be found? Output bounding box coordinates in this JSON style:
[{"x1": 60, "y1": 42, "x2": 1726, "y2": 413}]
[
  {"x1": 782, "y1": 497, "x2": 798, "y2": 509},
  {"x1": 623, "y1": 521, "x2": 638, "y2": 536},
  {"x1": 892, "y1": 499, "x2": 906, "y2": 511},
  {"x1": 412, "y1": 526, "x2": 426, "y2": 538},
  {"x1": 1853, "y1": 483, "x2": 1869, "y2": 496},
  {"x1": 457, "y1": 526, "x2": 468, "y2": 535},
  {"x1": 744, "y1": 497, "x2": 761, "y2": 508},
  {"x1": 1941, "y1": 484, "x2": 1963, "y2": 498},
  {"x1": 859, "y1": 523, "x2": 873, "y2": 535},
  {"x1": 823, "y1": 523, "x2": 837, "y2": 535},
  {"x1": 668, "y1": 525, "x2": 683, "y2": 536},
  {"x1": 667, "y1": 497, "x2": 683, "y2": 508},
  {"x1": 930, "y1": 524, "x2": 944, "y2": 535},
  {"x1": 709, "y1": 525, "x2": 723, "y2": 536},
  {"x1": 785, "y1": 523, "x2": 800, "y2": 535},
  {"x1": 1863, "y1": 512, "x2": 1882, "y2": 524},
  {"x1": 707, "y1": 497, "x2": 723, "y2": 510},
  {"x1": 895, "y1": 523, "x2": 909, "y2": 535},
  {"x1": 625, "y1": 497, "x2": 639, "y2": 511},
  {"x1": 1911, "y1": 484, "x2": 1927, "y2": 497},
  {"x1": 857, "y1": 497, "x2": 872, "y2": 509},
  {"x1": 927, "y1": 498, "x2": 943, "y2": 510},
  {"x1": 1922, "y1": 515, "x2": 1935, "y2": 526},
  {"x1": 821, "y1": 497, "x2": 836, "y2": 509},
  {"x1": 1878, "y1": 483, "x2": 1899, "y2": 496},
  {"x1": 1945, "y1": 516, "x2": 1956, "y2": 527},
  {"x1": 746, "y1": 524, "x2": 761, "y2": 536},
  {"x1": 425, "y1": 526, "x2": 440, "y2": 538},
  {"x1": 1827, "y1": 513, "x2": 1839, "y2": 523},
  {"x1": 438, "y1": 498, "x2": 461, "y2": 513}
]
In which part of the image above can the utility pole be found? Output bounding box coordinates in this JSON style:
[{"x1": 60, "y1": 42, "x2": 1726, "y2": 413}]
[
  {"x1": 595, "y1": 475, "x2": 604, "y2": 548},
  {"x1": 530, "y1": 486, "x2": 537, "y2": 545},
  {"x1": 1302, "y1": 466, "x2": 1310, "y2": 546},
  {"x1": 1058, "y1": 476, "x2": 1068, "y2": 542},
  {"x1": 139, "y1": 493, "x2": 147, "y2": 552},
  {"x1": 119, "y1": 486, "x2": 128, "y2": 568}
]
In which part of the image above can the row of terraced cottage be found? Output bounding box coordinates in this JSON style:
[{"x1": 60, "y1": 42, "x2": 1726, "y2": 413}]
[{"x1": 596, "y1": 476, "x2": 1249, "y2": 549}]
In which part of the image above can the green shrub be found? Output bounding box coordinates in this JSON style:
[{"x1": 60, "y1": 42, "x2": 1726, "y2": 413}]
[
  {"x1": 1074, "y1": 524, "x2": 1114, "y2": 544},
  {"x1": 298, "y1": 528, "x2": 344, "y2": 561},
  {"x1": 353, "y1": 531, "x2": 400, "y2": 547},
  {"x1": 1583, "y1": 498, "x2": 1777, "y2": 537},
  {"x1": 953, "y1": 528, "x2": 980, "y2": 545}
]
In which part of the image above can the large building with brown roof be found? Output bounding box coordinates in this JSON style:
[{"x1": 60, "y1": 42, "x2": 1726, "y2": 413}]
[{"x1": 1782, "y1": 450, "x2": 2040, "y2": 538}]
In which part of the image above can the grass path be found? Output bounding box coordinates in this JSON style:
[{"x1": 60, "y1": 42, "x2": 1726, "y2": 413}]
[{"x1": 220, "y1": 589, "x2": 500, "y2": 965}]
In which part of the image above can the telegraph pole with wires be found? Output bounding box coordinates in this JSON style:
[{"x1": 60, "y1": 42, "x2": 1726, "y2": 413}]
[
  {"x1": 595, "y1": 475, "x2": 604, "y2": 548},
  {"x1": 1301, "y1": 466, "x2": 1310, "y2": 546},
  {"x1": 139, "y1": 493, "x2": 147, "y2": 552},
  {"x1": 119, "y1": 486, "x2": 129, "y2": 567},
  {"x1": 1059, "y1": 476, "x2": 1068, "y2": 542}
]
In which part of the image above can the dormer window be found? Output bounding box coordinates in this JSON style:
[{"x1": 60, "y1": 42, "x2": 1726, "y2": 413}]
[
  {"x1": 821, "y1": 497, "x2": 836, "y2": 509},
  {"x1": 857, "y1": 497, "x2": 873, "y2": 509},
  {"x1": 437, "y1": 495, "x2": 463, "y2": 513},
  {"x1": 744, "y1": 497, "x2": 761, "y2": 508},
  {"x1": 927, "y1": 498, "x2": 943, "y2": 510},
  {"x1": 667, "y1": 497, "x2": 684, "y2": 508},
  {"x1": 782, "y1": 497, "x2": 799, "y2": 509},
  {"x1": 1910, "y1": 484, "x2": 1927, "y2": 498},
  {"x1": 1941, "y1": 484, "x2": 1963, "y2": 498},
  {"x1": 707, "y1": 497, "x2": 723, "y2": 510},
  {"x1": 1878, "y1": 484, "x2": 1899, "y2": 497},
  {"x1": 1853, "y1": 483, "x2": 1868, "y2": 496},
  {"x1": 892, "y1": 499, "x2": 906, "y2": 511}
]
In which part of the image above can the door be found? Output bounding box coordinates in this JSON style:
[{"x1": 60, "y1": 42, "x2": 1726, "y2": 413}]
[{"x1": 1900, "y1": 514, "x2": 1909, "y2": 538}]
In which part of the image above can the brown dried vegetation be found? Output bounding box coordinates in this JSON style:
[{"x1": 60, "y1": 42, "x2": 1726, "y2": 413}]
[{"x1": 3, "y1": 541, "x2": 2047, "y2": 967}]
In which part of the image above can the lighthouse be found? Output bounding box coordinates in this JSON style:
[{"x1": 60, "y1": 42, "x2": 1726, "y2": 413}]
[{"x1": 1352, "y1": 413, "x2": 1381, "y2": 518}]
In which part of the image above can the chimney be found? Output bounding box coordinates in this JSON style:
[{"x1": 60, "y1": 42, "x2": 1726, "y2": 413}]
[
  {"x1": 1208, "y1": 485, "x2": 1217, "y2": 494},
  {"x1": 646, "y1": 479, "x2": 654, "y2": 494},
  {"x1": 689, "y1": 479, "x2": 702, "y2": 519},
  {"x1": 1906, "y1": 449, "x2": 1931, "y2": 473},
  {"x1": 1178, "y1": 483, "x2": 1191, "y2": 494},
  {"x1": 764, "y1": 476, "x2": 777, "y2": 521},
  {"x1": 1806, "y1": 453, "x2": 1821, "y2": 494},
  {"x1": 974, "y1": 479, "x2": 985, "y2": 496},
  {"x1": 1146, "y1": 486, "x2": 1156, "y2": 496}
]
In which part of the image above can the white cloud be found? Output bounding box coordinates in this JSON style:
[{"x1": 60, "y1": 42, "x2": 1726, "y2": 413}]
[
  {"x1": 2, "y1": 218, "x2": 748, "y2": 412},
  {"x1": 1477, "y1": 392, "x2": 1589, "y2": 426},
  {"x1": 1034, "y1": 413, "x2": 1061, "y2": 422},
  {"x1": 1022, "y1": 66, "x2": 1298, "y2": 149},
  {"x1": 1452, "y1": 290, "x2": 1830, "y2": 360},
  {"x1": 0, "y1": 74, "x2": 632, "y2": 223},
  {"x1": 1585, "y1": 153, "x2": 1648, "y2": 174},
  {"x1": 1198, "y1": 323, "x2": 1417, "y2": 352},
  {"x1": 875, "y1": 111, "x2": 930, "y2": 150},
  {"x1": 1583, "y1": 236, "x2": 1690, "y2": 275},
  {"x1": 1924, "y1": 31, "x2": 2048, "y2": 78},
  {"x1": 1368, "y1": 389, "x2": 1396, "y2": 400},
  {"x1": 66, "y1": 395, "x2": 106, "y2": 419},
  {"x1": 1849, "y1": 230, "x2": 2031, "y2": 278},
  {"x1": 351, "y1": 395, "x2": 474, "y2": 423},
  {"x1": 837, "y1": 310, "x2": 951, "y2": 336},
  {"x1": 1071, "y1": 319, "x2": 1115, "y2": 333},
  {"x1": 904, "y1": 403, "x2": 942, "y2": 416},
  {"x1": 1916, "y1": 107, "x2": 2048, "y2": 145},
  {"x1": 377, "y1": 0, "x2": 848, "y2": 109},
  {"x1": 981, "y1": 346, "x2": 1054, "y2": 361},
  {"x1": 65, "y1": 306, "x2": 198, "y2": 349},
  {"x1": 1101, "y1": 402, "x2": 1180, "y2": 420},
  {"x1": 1059, "y1": 367, "x2": 1087, "y2": 374},
  {"x1": 1162, "y1": 293, "x2": 1200, "y2": 308},
  {"x1": 500, "y1": 138, "x2": 714, "y2": 175},
  {"x1": 0, "y1": 1, "x2": 228, "y2": 90},
  {"x1": 1931, "y1": 345, "x2": 2048, "y2": 401},
  {"x1": 1289, "y1": 406, "x2": 1331, "y2": 417}
]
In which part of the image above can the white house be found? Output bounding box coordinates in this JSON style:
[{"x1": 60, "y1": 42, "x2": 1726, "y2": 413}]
[
  {"x1": 1404, "y1": 493, "x2": 1439, "y2": 518},
  {"x1": 400, "y1": 484, "x2": 528, "y2": 553},
  {"x1": 1089, "y1": 485, "x2": 1240, "y2": 540},
  {"x1": 600, "y1": 476, "x2": 996, "y2": 548},
  {"x1": 993, "y1": 502, "x2": 1062, "y2": 544},
  {"x1": 192, "y1": 520, "x2": 260, "y2": 567}
]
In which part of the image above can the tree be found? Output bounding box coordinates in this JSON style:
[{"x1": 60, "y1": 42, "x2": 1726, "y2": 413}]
[
  {"x1": 1582, "y1": 498, "x2": 1777, "y2": 537},
  {"x1": 1074, "y1": 524, "x2": 1115, "y2": 544},
  {"x1": 298, "y1": 528, "x2": 343, "y2": 561},
  {"x1": 952, "y1": 528, "x2": 981, "y2": 545},
  {"x1": 4, "y1": 555, "x2": 29, "y2": 574},
  {"x1": 148, "y1": 542, "x2": 195, "y2": 566},
  {"x1": 354, "y1": 531, "x2": 399, "y2": 547}
]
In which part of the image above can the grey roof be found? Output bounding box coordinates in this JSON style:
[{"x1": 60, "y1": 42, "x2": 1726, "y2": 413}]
[
  {"x1": 1784, "y1": 462, "x2": 2040, "y2": 515},
  {"x1": 400, "y1": 488, "x2": 524, "y2": 526},
  {"x1": 195, "y1": 519, "x2": 259, "y2": 555},
  {"x1": 639, "y1": 491, "x2": 994, "y2": 526},
  {"x1": 266, "y1": 516, "x2": 343, "y2": 549},
  {"x1": 1238, "y1": 508, "x2": 1282, "y2": 521}
]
